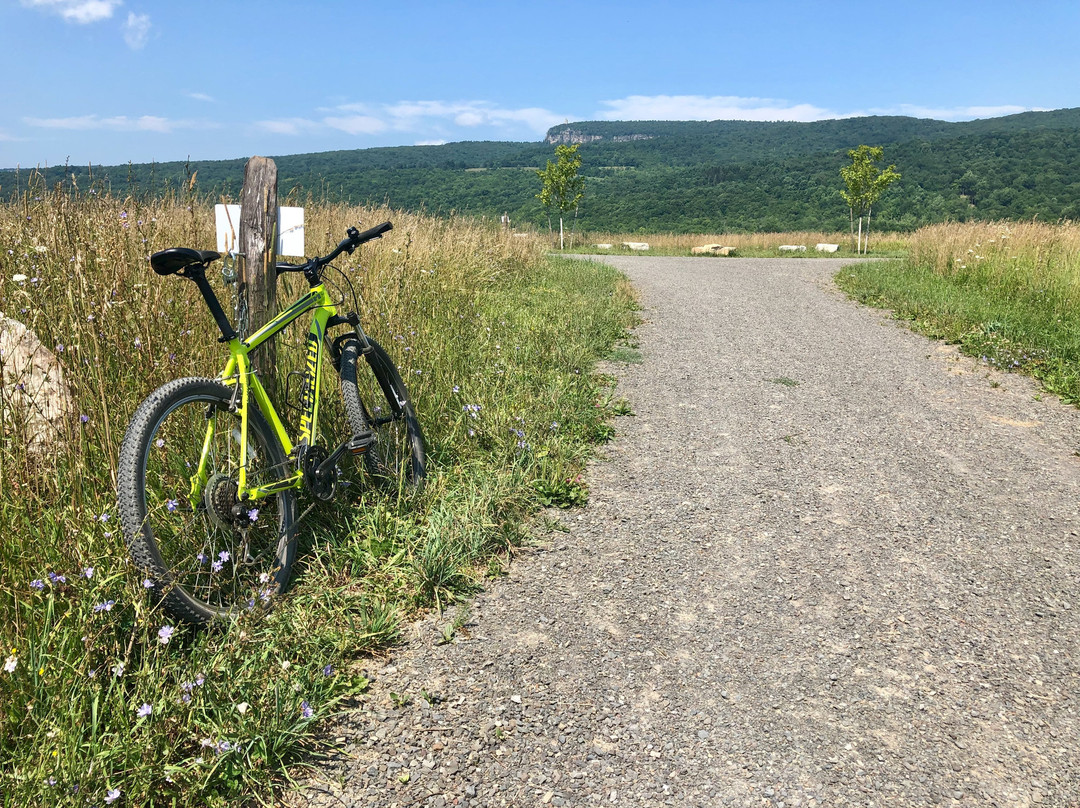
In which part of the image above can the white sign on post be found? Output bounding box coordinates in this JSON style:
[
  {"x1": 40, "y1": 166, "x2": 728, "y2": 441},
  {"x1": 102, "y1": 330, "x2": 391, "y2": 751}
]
[{"x1": 214, "y1": 204, "x2": 305, "y2": 257}]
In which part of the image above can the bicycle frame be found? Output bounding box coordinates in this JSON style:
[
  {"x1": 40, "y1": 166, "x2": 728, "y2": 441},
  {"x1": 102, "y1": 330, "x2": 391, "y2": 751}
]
[{"x1": 186, "y1": 283, "x2": 341, "y2": 507}]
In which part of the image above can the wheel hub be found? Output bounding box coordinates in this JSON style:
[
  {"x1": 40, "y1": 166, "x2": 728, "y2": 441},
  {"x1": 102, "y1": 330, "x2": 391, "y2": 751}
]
[{"x1": 203, "y1": 472, "x2": 239, "y2": 531}]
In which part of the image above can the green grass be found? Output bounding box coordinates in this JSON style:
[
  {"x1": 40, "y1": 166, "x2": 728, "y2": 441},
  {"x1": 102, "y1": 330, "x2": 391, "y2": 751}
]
[
  {"x1": 0, "y1": 188, "x2": 638, "y2": 806},
  {"x1": 607, "y1": 345, "x2": 643, "y2": 364},
  {"x1": 835, "y1": 248, "x2": 1080, "y2": 404}
]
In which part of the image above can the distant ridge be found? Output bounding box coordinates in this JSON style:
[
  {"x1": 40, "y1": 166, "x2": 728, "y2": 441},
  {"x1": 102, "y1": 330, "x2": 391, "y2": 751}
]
[{"x1": 6, "y1": 108, "x2": 1080, "y2": 232}]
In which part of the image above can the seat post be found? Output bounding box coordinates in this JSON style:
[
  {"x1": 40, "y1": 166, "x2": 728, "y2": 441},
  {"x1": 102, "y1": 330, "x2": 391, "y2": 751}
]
[{"x1": 189, "y1": 268, "x2": 239, "y2": 342}]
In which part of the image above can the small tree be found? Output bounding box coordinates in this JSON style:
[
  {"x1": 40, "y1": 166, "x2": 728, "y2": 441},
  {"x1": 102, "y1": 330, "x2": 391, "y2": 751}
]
[
  {"x1": 840, "y1": 145, "x2": 900, "y2": 254},
  {"x1": 536, "y1": 144, "x2": 585, "y2": 249}
]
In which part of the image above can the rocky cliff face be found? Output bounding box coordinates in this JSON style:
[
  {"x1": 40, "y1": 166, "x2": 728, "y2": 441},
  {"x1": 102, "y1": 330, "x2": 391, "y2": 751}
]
[
  {"x1": 545, "y1": 129, "x2": 603, "y2": 145},
  {"x1": 545, "y1": 127, "x2": 655, "y2": 145}
]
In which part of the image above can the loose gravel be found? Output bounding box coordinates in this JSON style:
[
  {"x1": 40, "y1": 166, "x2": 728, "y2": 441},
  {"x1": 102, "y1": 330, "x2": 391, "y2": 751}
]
[{"x1": 291, "y1": 256, "x2": 1080, "y2": 807}]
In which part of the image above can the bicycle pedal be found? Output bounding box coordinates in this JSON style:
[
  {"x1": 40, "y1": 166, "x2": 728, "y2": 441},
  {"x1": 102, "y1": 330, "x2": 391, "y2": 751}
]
[{"x1": 347, "y1": 432, "x2": 374, "y2": 455}]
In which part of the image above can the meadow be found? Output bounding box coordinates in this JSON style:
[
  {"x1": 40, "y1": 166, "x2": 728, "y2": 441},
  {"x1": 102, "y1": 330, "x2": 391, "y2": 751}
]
[
  {"x1": 0, "y1": 180, "x2": 637, "y2": 806},
  {"x1": 571, "y1": 229, "x2": 910, "y2": 257},
  {"x1": 836, "y1": 219, "x2": 1080, "y2": 403}
]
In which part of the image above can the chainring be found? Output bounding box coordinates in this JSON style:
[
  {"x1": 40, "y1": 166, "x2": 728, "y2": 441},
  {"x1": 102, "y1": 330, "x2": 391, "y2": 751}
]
[{"x1": 301, "y1": 446, "x2": 338, "y2": 501}]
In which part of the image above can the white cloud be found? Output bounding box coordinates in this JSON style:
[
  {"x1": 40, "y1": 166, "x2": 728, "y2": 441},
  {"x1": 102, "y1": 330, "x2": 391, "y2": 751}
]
[
  {"x1": 455, "y1": 111, "x2": 485, "y2": 127},
  {"x1": 261, "y1": 100, "x2": 565, "y2": 141},
  {"x1": 595, "y1": 94, "x2": 1047, "y2": 124},
  {"x1": 21, "y1": 0, "x2": 121, "y2": 24},
  {"x1": 377, "y1": 100, "x2": 564, "y2": 134},
  {"x1": 415, "y1": 139, "x2": 447, "y2": 146},
  {"x1": 596, "y1": 94, "x2": 834, "y2": 122},
  {"x1": 123, "y1": 12, "x2": 152, "y2": 50},
  {"x1": 385, "y1": 100, "x2": 461, "y2": 120},
  {"x1": 323, "y1": 115, "x2": 388, "y2": 136},
  {"x1": 185, "y1": 92, "x2": 216, "y2": 103},
  {"x1": 24, "y1": 114, "x2": 188, "y2": 133},
  {"x1": 864, "y1": 103, "x2": 1042, "y2": 121},
  {"x1": 254, "y1": 118, "x2": 322, "y2": 136}
]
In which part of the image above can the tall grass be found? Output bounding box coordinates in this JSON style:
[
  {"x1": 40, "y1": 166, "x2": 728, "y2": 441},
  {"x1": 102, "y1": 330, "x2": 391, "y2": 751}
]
[
  {"x1": 577, "y1": 229, "x2": 910, "y2": 257},
  {"x1": 0, "y1": 177, "x2": 637, "y2": 806},
  {"x1": 836, "y1": 219, "x2": 1080, "y2": 402}
]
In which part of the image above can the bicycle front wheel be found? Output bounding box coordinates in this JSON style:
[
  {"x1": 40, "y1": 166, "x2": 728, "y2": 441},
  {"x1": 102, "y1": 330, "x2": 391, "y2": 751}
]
[
  {"x1": 339, "y1": 337, "x2": 426, "y2": 490},
  {"x1": 117, "y1": 377, "x2": 298, "y2": 625}
]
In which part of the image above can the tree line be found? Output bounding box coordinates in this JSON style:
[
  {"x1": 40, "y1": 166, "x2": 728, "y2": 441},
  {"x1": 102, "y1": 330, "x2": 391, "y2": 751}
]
[{"x1": 6, "y1": 110, "x2": 1080, "y2": 233}]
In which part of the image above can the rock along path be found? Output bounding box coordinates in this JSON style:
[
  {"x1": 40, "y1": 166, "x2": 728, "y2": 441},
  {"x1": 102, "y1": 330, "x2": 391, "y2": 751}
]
[{"x1": 293, "y1": 256, "x2": 1080, "y2": 808}]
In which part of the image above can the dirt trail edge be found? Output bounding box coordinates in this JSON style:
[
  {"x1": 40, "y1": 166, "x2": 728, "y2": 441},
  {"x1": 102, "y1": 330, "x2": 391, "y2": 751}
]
[{"x1": 292, "y1": 256, "x2": 1080, "y2": 808}]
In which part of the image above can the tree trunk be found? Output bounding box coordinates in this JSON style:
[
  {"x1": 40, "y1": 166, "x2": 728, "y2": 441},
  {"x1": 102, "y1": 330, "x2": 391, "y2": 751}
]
[
  {"x1": 857, "y1": 215, "x2": 864, "y2": 255},
  {"x1": 848, "y1": 207, "x2": 856, "y2": 252},
  {"x1": 559, "y1": 216, "x2": 565, "y2": 250},
  {"x1": 238, "y1": 156, "x2": 279, "y2": 400}
]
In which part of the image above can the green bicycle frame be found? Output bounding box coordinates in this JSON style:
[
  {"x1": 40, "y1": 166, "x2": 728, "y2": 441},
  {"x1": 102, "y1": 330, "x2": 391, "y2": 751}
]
[{"x1": 186, "y1": 283, "x2": 340, "y2": 507}]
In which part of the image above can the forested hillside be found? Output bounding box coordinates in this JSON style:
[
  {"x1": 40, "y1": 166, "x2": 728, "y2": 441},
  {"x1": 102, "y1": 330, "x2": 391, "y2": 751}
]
[{"x1": 6, "y1": 109, "x2": 1080, "y2": 232}]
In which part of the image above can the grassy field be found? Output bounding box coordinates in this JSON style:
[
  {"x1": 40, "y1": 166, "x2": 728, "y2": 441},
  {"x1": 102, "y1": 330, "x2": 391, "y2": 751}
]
[
  {"x1": 836, "y1": 219, "x2": 1080, "y2": 403},
  {"x1": 0, "y1": 182, "x2": 637, "y2": 806},
  {"x1": 566, "y1": 229, "x2": 910, "y2": 258}
]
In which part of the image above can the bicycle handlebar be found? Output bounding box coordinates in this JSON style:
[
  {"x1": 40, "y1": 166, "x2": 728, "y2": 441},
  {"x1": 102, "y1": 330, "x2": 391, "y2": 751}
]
[{"x1": 276, "y1": 221, "x2": 393, "y2": 275}]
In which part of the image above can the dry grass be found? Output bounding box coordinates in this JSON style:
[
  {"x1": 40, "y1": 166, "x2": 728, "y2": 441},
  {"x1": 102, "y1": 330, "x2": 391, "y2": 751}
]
[
  {"x1": 581, "y1": 229, "x2": 910, "y2": 255},
  {"x1": 907, "y1": 220, "x2": 1080, "y2": 301}
]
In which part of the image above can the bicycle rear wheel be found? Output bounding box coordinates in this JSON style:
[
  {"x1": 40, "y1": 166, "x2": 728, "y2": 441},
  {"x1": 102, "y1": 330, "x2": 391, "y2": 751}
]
[
  {"x1": 339, "y1": 337, "x2": 426, "y2": 490},
  {"x1": 117, "y1": 377, "x2": 298, "y2": 625}
]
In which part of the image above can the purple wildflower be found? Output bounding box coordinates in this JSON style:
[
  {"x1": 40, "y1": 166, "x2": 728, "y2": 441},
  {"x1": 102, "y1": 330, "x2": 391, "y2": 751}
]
[
  {"x1": 157, "y1": 625, "x2": 174, "y2": 645},
  {"x1": 136, "y1": 703, "x2": 152, "y2": 718}
]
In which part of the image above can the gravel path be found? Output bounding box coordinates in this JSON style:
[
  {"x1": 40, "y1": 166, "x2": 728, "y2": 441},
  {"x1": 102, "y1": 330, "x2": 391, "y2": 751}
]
[{"x1": 291, "y1": 256, "x2": 1080, "y2": 808}]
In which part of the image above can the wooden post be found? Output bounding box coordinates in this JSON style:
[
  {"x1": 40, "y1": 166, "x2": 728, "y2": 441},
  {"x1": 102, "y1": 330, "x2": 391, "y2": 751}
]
[{"x1": 237, "y1": 156, "x2": 278, "y2": 400}]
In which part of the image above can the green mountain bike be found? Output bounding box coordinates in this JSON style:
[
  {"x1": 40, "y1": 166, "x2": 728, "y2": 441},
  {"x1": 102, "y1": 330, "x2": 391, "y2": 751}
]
[{"x1": 117, "y1": 223, "x2": 425, "y2": 625}]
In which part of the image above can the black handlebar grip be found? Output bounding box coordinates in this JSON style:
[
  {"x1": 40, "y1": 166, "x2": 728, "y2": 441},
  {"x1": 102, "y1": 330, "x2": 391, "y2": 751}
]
[{"x1": 353, "y1": 221, "x2": 393, "y2": 245}]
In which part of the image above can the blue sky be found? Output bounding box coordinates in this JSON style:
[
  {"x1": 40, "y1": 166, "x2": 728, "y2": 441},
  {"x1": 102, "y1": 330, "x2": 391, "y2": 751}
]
[{"x1": 2, "y1": 0, "x2": 1079, "y2": 169}]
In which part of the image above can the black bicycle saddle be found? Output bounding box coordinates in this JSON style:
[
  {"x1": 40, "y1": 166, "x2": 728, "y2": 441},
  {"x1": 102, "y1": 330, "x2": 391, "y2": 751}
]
[{"x1": 150, "y1": 248, "x2": 221, "y2": 276}]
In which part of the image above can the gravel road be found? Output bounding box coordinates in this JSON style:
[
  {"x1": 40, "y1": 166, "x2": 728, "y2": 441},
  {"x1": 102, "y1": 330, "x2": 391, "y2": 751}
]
[{"x1": 292, "y1": 256, "x2": 1080, "y2": 808}]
